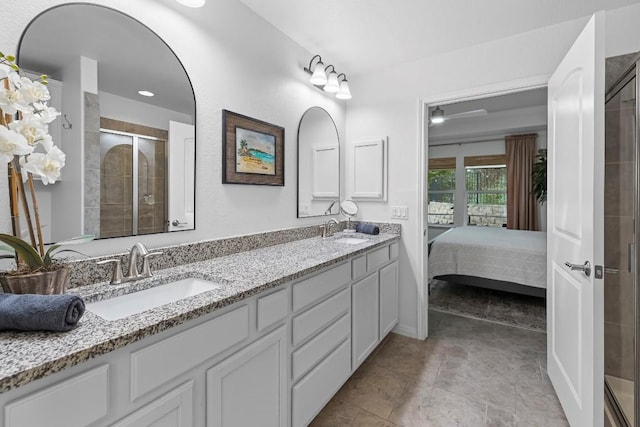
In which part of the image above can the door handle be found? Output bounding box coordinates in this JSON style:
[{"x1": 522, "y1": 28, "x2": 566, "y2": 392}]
[
  {"x1": 171, "y1": 219, "x2": 188, "y2": 227},
  {"x1": 564, "y1": 261, "x2": 591, "y2": 277}
]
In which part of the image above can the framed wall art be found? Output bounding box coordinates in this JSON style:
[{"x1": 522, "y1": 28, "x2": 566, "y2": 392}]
[{"x1": 222, "y1": 110, "x2": 285, "y2": 185}]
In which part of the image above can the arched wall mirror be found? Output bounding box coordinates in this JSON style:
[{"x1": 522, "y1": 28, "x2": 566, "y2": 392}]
[
  {"x1": 18, "y1": 3, "x2": 196, "y2": 243},
  {"x1": 297, "y1": 107, "x2": 340, "y2": 217}
]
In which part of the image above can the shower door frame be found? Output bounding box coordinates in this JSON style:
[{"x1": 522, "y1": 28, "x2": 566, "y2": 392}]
[
  {"x1": 604, "y1": 53, "x2": 640, "y2": 427},
  {"x1": 100, "y1": 128, "x2": 168, "y2": 236}
]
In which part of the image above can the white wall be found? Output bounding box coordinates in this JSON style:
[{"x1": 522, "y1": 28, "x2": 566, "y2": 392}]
[
  {"x1": 346, "y1": 4, "x2": 640, "y2": 338},
  {"x1": 0, "y1": 0, "x2": 345, "y2": 256},
  {"x1": 99, "y1": 92, "x2": 193, "y2": 129}
]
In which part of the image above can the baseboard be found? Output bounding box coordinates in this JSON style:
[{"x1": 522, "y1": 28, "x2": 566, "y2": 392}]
[{"x1": 392, "y1": 323, "x2": 417, "y2": 339}]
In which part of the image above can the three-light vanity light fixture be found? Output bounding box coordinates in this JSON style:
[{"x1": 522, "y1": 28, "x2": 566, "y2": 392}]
[{"x1": 304, "y1": 55, "x2": 352, "y2": 100}]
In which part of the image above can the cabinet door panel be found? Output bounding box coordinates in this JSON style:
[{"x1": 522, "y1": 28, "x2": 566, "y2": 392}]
[
  {"x1": 5, "y1": 364, "x2": 109, "y2": 427},
  {"x1": 379, "y1": 261, "x2": 399, "y2": 339},
  {"x1": 352, "y1": 273, "x2": 379, "y2": 369},
  {"x1": 206, "y1": 327, "x2": 287, "y2": 427},
  {"x1": 112, "y1": 381, "x2": 194, "y2": 427}
]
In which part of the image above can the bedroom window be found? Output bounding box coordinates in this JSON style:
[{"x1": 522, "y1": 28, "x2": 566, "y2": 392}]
[
  {"x1": 428, "y1": 157, "x2": 455, "y2": 225},
  {"x1": 464, "y1": 155, "x2": 507, "y2": 227}
]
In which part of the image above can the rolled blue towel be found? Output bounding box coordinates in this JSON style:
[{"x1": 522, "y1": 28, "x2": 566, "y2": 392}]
[
  {"x1": 0, "y1": 293, "x2": 85, "y2": 332},
  {"x1": 356, "y1": 223, "x2": 380, "y2": 235}
]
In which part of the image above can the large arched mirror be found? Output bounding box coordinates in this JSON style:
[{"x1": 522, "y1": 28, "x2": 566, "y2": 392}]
[
  {"x1": 18, "y1": 4, "x2": 196, "y2": 242},
  {"x1": 297, "y1": 107, "x2": 340, "y2": 217}
]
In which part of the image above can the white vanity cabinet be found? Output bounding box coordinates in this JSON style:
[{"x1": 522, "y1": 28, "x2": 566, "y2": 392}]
[
  {"x1": 207, "y1": 327, "x2": 287, "y2": 427},
  {"x1": 0, "y1": 238, "x2": 400, "y2": 427},
  {"x1": 352, "y1": 244, "x2": 399, "y2": 370}
]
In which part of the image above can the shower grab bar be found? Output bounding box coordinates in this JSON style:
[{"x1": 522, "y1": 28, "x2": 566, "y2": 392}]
[{"x1": 629, "y1": 243, "x2": 636, "y2": 273}]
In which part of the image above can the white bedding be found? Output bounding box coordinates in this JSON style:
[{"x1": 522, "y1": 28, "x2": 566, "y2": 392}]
[{"x1": 428, "y1": 227, "x2": 547, "y2": 289}]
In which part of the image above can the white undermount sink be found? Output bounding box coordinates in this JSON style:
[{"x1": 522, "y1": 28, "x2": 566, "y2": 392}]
[
  {"x1": 87, "y1": 277, "x2": 223, "y2": 321},
  {"x1": 334, "y1": 237, "x2": 369, "y2": 245}
]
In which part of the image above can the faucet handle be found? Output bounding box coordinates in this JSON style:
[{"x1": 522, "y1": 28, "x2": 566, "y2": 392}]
[
  {"x1": 97, "y1": 259, "x2": 124, "y2": 285},
  {"x1": 141, "y1": 251, "x2": 163, "y2": 277}
]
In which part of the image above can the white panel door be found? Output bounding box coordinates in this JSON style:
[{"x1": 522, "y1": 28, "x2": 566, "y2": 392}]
[
  {"x1": 168, "y1": 121, "x2": 195, "y2": 231},
  {"x1": 546, "y1": 13, "x2": 604, "y2": 427}
]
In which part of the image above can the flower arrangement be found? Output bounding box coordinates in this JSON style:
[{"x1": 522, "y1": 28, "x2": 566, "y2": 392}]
[{"x1": 0, "y1": 52, "x2": 91, "y2": 280}]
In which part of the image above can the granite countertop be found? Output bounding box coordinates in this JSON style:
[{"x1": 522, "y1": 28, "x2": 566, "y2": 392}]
[{"x1": 0, "y1": 231, "x2": 399, "y2": 394}]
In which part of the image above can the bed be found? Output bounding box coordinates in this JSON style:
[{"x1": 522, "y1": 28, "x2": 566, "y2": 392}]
[{"x1": 428, "y1": 226, "x2": 547, "y2": 297}]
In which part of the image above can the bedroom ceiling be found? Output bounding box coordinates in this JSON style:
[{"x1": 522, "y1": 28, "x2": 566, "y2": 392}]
[
  {"x1": 238, "y1": 0, "x2": 640, "y2": 75},
  {"x1": 428, "y1": 87, "x2": 548, "y2": 144}
]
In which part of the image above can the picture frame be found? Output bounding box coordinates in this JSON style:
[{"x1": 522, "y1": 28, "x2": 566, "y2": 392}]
[{"x1": 222, "y1": 110, "x2": 285, "y2": 186}]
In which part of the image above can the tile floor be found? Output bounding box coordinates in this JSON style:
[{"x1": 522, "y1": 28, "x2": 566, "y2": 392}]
[{"x1": 311, "y1": 310, "x2": 568, "y2": 427}]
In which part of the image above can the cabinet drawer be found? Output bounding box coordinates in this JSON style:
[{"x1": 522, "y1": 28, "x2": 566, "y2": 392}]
[
  {"x1": 257, "y1": 288, "x2": 288, "y2": 332},
  {"x1": 367, "y1": 246, "x2": 389, "y2": 271},
  {"x1": 292, "y1": 262, "x2": 351, "y2": 312},
  {"x1": 389, "y1": 242, "x2": 399, "y2": 259},
  {"x1": 130, "y1": 305, "x2": 249, "y2": 400},
  {"x1": 292, "y1": 288, "x2": 350, "y2": 346},
  {"x1": 351, "y1": 255, "x2": 367, "y2": 280},
  {"x1": 292, "y1": 313, "x2": 350, "y2": 382},
  {"x1": 5, "y1": 365, "x2": 109, "y2": 427},
  {"x1": 292, "y1": 339, "x2": 351, "y2": 427}
]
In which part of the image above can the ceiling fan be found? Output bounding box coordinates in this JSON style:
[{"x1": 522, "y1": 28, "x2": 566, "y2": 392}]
[{"x1": 429, "y1": 106, "x2": 488, "y2": 126}]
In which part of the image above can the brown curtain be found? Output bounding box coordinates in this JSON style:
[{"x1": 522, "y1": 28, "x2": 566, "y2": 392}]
[{"x1": 506, "y1": 134, "x2": 538, "y2": 230}]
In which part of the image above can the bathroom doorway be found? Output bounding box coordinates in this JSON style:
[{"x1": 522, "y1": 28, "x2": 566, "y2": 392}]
[{"x1": 604, "y1": 53, "x2": 639, "y2": 427}]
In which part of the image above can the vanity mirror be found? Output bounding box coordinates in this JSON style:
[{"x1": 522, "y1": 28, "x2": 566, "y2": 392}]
[
  {"x1": 340, "y1": 200, "x2": 359, "y2": 231},
  {"x1": 18, "y1": 4, "x2": 196, "y2": 242},
  {"x1": 297, "y1": 107, "x2": 340, "y2": 217}
]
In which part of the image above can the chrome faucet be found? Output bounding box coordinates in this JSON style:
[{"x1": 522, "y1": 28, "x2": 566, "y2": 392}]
[{"x1": 321, "y1": 218, "x2": 340, "y2": 238}]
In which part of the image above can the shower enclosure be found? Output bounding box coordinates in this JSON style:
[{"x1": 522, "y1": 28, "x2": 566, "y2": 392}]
[
  {"x1": 99, "y1": 129, "x2": 167, "y2": 238},
  {"x1": 604, "y1": 53, "x2": 639, "y2": 427}
]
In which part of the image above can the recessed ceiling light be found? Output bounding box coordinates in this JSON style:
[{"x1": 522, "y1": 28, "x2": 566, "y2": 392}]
[
  {"x1": 138, "y1": 90, "x2": 154, "y2": 97},
  {"x1": 176, "y1": 0, "x2": 206, "y2": 7}
]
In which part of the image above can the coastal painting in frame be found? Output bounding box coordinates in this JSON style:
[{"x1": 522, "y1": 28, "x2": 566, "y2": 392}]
[{"x1": 222, "y1": 110, "x2": 284, "y2": 185}]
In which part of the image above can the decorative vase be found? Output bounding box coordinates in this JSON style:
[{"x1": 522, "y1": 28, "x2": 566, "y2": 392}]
[{"x1": 0, "y1": 266, "x2": 70, "y2": 295}]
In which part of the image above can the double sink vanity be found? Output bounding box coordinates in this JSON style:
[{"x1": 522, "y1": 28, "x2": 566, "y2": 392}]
[{"x1": 0, "y1": 228, "x2": 400, "y2": 427}]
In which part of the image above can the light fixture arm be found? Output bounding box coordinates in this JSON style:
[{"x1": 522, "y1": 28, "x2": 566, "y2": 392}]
[
  {"x1": 324, "y1": 64, "x2": 336, "y2": 74},
  {"x1": 304, "y1": 54, "x2": 323, "y2": 73},
  {"x1": 337, "y1": 73, "x2": 348, "y2": 82}
]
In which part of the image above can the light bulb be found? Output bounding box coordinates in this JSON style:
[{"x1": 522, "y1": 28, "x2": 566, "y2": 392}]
[
  {"x1": 336, "y1": 80, "x2": 352, "y2": 100},
  {"x1": 324, "y1": 71, "x2": 340, "y2": 93},
  {"x1": 310, "y1": 61, "x2": 327, "y2": 86},
  {"x1": 431, "y1": 107, "x2": 445, "y2": 124}
]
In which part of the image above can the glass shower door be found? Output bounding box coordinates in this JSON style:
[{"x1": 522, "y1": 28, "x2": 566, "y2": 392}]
[{"x1": 604, "y1": 66, "x2": 637, "y2": 426}]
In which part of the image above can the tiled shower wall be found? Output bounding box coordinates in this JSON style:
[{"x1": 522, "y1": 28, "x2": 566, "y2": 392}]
[
  {"x1": 604, "y1": 53, "x2": 637, "y2": 382},
  {"x1": 84, "y1": 92, "x2": 101, "y2": 237}
]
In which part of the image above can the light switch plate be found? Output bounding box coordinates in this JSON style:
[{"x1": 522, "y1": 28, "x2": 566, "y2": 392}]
[{"x1": 391, "y1": 205, "x2": 408, "y2": 220}]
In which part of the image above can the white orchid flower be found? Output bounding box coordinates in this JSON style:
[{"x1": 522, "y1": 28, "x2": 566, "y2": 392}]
[
  {"x1": 8, "y1": 115, "x2": 49, "y2": 146},
  {"x1": 17, "y1": 76, "x2": 50, "y2": 104},
  {"x1": 0, "y1": 125, "x2": 32, "y2": 164},
  {"x1": 32, "y1": 102, "x2": 60, "y2": 124},
  {"x1": 21, "y1": 146, "x2": 65, "y2": 184},
  {"x1": 0, "y1": 78, "x2": 30, "y2": 114}
]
